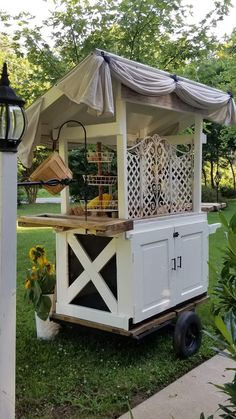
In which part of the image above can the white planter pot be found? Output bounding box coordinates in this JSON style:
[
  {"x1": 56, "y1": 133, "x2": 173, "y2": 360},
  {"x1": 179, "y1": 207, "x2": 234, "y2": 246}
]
[{"x1": 35, "y1": 294, "x2": 60, "y2": 340}]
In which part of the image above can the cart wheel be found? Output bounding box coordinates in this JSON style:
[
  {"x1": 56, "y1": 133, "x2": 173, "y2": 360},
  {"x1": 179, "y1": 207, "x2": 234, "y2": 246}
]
[{"x1": 173, "y1": 311, "x2": 202, "y2": 358}]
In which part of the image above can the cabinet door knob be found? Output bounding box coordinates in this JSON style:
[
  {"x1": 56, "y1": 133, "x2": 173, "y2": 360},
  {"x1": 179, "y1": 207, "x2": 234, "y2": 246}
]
[
  {"x1": 171, "y1": 258, "x2": 176, "y2": 270},
  {"x1": 177, "y1": 256, "x2": 182, "y2": 268},
  {"x1": 173, "y1": 232, "x2": 179, "y2": 238}
]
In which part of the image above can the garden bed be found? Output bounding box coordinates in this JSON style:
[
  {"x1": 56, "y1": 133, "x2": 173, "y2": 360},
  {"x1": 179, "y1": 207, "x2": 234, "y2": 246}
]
[{"x1": 201, "y1": 202, "x2": 227, "y2": 212}]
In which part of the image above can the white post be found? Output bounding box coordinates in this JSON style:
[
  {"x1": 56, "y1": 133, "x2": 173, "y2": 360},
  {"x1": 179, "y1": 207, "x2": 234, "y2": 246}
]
[
  {"x1": 193, "y1": 115, "x2": 203, "y2": 213},
  {"x1": 116, "y1": 86, "x2": 128, "y2": 219},
  {"x1": 59, "y1": 138, "x2": 70, "y2": 214},
  {"x1": 0, "y1": 152, "x2": 17, "y2": 419}
]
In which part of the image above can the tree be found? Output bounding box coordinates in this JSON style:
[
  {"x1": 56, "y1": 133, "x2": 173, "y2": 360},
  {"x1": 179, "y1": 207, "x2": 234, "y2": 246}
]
[
  {"x1": 44, "y1": 0, "x2": 234, "y2": 71},
  {"x1": 1, "y1": 0, "x2": 233, "y2": 85},
  {"x1": 220, "y1": 126, "x2": 236, "y2": 189},
  {"x1": 18, "y1": 147, "x2": 51, "y2": 204},
  {"x1": 1, "y1": 0, "x2": 235, "y2": 194},
  {"x1": 205, "y1": 124, "x2": 227, "y2": 189},
  {"x1": 0, "y1": 34, "x2": 54, "y2": 203},
  {"x1": 181, "y1": 27, "x2": 236, "y2": 190},
  {"x1": 0, "y1": 33, "x2": 52, "y2": 106}
]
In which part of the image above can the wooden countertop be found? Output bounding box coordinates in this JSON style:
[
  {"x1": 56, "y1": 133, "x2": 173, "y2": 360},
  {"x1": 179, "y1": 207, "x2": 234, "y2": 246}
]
[{"x1": 18, "y1": 213, "x2": 133, "y2": 236}]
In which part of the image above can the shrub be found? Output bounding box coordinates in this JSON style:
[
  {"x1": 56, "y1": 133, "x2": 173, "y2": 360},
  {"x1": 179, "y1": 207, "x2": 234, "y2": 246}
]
[
  {"x1": 17, "y1": 187, "x2": 27, "y2": 206},
  {"x1": 201, "y1": 212, "x2": 236, "y2": 419},
  {"x1": 221, "y1": 186, "x2": 236, "y2": 199},
  {"x1": 201, "y1": 186, "x2": 224, "y2": 203},
  {"x1": 18, "y1": 146, "x2": 50, "y2": 204},
  {"x1": 212, "y1": 212, "x2": 236, "y2": 317},
  {"x1": 202, "y1": 311, "x2": 236, "y2": 419}
]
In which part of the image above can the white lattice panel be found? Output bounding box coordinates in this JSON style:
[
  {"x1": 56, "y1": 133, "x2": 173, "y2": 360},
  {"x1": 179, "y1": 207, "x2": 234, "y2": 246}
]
[
  {"x1": 127, "y1": 134, "x2": 193, "y2": 219},
  {"x1": 127, "y1": 151, "x2": 141, "y2": 218}
]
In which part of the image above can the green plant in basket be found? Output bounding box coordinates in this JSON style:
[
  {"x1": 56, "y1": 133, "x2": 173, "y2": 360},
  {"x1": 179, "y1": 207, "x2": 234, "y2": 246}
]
[{"x1": 24, "y1": 245, "x2": 56, "y2": 321}]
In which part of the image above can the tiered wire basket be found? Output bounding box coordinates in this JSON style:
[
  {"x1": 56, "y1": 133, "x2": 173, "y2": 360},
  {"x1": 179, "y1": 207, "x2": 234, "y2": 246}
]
[
  {"x1": 87, "y1": 200, "x2": 118, "y2": 211},
  {"x1": 87, "y1": 151, "x2": 114, "y2": 163},
  {"x1": 85, "y1": 175, "x2": 117, "y2": 186},
  {"x1": 85, "y1": 145, "x2": 118, "y2": 213}
]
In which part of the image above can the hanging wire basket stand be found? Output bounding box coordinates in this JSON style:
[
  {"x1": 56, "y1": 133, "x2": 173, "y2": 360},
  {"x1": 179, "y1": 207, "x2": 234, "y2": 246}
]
[
  {"x1": 87, "y1": 151, "x2": 114, "y2": 163},
  {"x1": 87, "y1": 200, "x2": 118, "y2": 212},
  {"x1": 85, "y1": 175, "x2": 117, "y2": 186}
]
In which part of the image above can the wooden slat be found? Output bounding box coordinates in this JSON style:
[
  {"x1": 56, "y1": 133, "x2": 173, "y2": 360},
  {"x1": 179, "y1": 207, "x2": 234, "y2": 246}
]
[
  {"x1": 131, "y1": 312, "x2": 176, "y2": 337},
  {"x1": 174, "y1": 295, "x2": 208, "y2": 314},
  {"x1": 51, "y1": 313, "x2": 132, "y2": 336},
  {"x1": 18, "y1": 214, "x2": 133, "y2": 236},
  {"x1": 65, "y1": 270, "x2": 90, "y2": 304},
  {"x1": 122, "y1": 85, "x2": 207, "y2": 117},
  {"x1": 51, "y1": 294, "x2": 208, "y2": 337}
]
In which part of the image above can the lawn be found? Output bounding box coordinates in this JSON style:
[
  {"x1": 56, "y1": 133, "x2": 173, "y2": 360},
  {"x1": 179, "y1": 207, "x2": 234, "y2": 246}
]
[
  {"x1": 16, "y1": 202, "x2": 236, "y2": 419},
  {"x1": 36, "y1": 189, "x2": 60, "y2": 199}
]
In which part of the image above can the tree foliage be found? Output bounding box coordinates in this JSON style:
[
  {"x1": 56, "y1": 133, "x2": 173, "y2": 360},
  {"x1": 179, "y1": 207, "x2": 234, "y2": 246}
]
[
  {"x1": 0, "y1": 0, "x2": 234, "y2": 81},
  {"x1": 18, "y1": 147, "x2": 51, "y2": 203},
  {"x1": 1, "y1": 0, "x2": 236, "y2": 191},
  {"x1": 181, "y1": 25, "x2": 236, "y2": 191},
  {"x1": 0, "y1": 33, "x2": 50, "y2": 106}
]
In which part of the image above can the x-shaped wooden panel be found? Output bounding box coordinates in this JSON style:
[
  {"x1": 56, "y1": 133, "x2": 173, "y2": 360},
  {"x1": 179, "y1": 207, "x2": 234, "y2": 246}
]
[{"x1": 66, "y1": 234, "x2": 118, "y2": 313}]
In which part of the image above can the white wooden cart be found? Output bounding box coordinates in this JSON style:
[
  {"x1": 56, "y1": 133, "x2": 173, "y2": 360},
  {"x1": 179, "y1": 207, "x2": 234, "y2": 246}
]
[{"x1": 18, "y1": 49, "x2": 236, "y2": 356}]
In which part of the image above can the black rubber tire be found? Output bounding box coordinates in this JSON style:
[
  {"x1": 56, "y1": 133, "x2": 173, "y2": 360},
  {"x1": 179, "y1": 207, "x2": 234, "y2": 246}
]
[{"x1": 173, "y1": 311, "x2": 202, "y2": 358}]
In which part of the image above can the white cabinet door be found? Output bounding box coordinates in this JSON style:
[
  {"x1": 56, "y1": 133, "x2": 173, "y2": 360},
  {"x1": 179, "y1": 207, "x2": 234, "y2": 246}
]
[
  {"x1": 132, "y1": 227, "x2": 175, "y2": 323},
  {"x1": 174, "y1": 222, "x2": 208, "y2": 303}
]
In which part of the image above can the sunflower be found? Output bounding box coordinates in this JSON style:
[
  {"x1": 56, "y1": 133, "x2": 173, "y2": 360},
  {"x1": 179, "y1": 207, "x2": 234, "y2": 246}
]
[
  {"x1": 35, "y1": 245, "x2": 45, "y2": 255},
  {"x1": 37, "y1": 255, "x2": 48, "y2": 266},
  {"x1": 25, "y1": 279, "x2": 31, "y2": 289},
  {"x1": 31, "y1": 269, "x2": 38, "y2": 280},
  {"x1": 29, "y1": 246, "x2": 46, "y2": 263},
  {"x1": 29, "y1": 247, "x2": 37, "y2": 261},
  {"x1": 46, "y1": 262, "x2": 55, "y2": 274},
  {"x1": 25, "y1": 246, "x2": 56, "y2": 319}
]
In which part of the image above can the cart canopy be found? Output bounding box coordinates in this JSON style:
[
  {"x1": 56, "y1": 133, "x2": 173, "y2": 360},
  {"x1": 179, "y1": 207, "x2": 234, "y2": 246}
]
[{"x1": 18, "y1": 48, "x2": 236, "y2": 167}]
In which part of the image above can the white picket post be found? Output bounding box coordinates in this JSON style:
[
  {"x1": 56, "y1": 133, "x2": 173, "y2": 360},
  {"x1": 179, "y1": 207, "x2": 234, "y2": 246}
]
[{"x1": 0, "y1": 152, "x2": 17, "y2": 419}]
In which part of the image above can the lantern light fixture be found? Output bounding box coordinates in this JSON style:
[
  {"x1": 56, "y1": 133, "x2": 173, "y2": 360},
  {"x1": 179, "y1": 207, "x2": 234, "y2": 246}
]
[{"x1": 0, "y1": 62, "x2": 26, "y2": 152}]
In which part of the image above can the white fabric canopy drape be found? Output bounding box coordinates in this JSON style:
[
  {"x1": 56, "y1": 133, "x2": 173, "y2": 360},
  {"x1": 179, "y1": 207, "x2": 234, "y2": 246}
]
[
  {"x1": 57, "y1": 50, "x2": 236, "y2": 125},
  {"x1": 18, "y1": 49, "x2": 236, "y2": 167},
  {"x1": 18, "y1": 99, "x2": 43, "y2": 167},
  {"x1": 57, "y1": 54, "x2": 114, "y2": 117}
]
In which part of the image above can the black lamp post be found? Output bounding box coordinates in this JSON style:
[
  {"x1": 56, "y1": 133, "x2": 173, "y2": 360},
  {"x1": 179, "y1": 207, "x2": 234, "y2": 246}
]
[
  {"x1": 0, "y1": 62, "x2": 26, "y2": 152},
  {"x1": 215, "y1": 169, "x2": 221, "y2": 203},
  {"x1": 214, "y1": 137, "x2": 221, "y2": 203}
]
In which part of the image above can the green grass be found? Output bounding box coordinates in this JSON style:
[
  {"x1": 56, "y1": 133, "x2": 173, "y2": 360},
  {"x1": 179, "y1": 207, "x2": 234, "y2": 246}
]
[
  {"x1": 18, "y1": 203, "x2": 60, "y2": 217},
  {"x1": 16, "y1": 202, "x2": 235, "y2": 419},
  {"x1": 18, "y1": 188, "x2": 60, "y2": 205},
  {"x1": 37, "y1": 188, "x2": 60, "y2": 198}
]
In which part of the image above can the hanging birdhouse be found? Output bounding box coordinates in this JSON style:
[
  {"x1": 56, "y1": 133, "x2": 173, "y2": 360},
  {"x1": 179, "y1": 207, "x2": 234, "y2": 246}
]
[{"x1": 29, "y1": 152, "x2": 72, "y2": 195}]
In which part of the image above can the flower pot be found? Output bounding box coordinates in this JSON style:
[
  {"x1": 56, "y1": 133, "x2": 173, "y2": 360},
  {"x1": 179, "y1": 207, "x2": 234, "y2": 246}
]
[{"x1": 35, "y1": 294, "x2": 60, "y2": 340}]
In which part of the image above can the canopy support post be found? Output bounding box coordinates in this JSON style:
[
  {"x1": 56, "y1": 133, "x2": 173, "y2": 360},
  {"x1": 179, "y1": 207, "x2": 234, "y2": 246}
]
[
  {"x1": 193, "y1": 115, "x2": 203, "y2": 212},
  {"x1": 116, "y1": 86, "x2": 128, "y2": 219}
]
